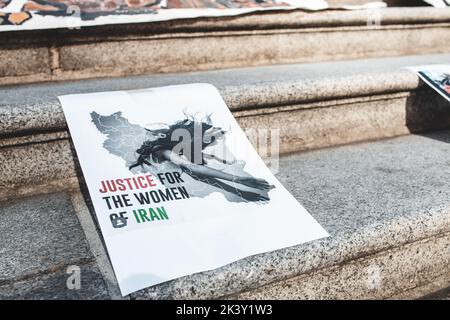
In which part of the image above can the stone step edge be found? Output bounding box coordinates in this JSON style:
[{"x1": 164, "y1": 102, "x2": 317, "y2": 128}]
[
  {"x1": 133, "y1": 217, "x2": 450, "y2": 299},
  {"x1": 2, "y1": 7, "x2": 450, "y2": 44},
  {"x1": 0, "y1": 70, "x2": 421, "y2": 138},
  {"x1": 3, "y1": 54, "x2": 450, "y2": 204},
  {"x1": 1, "y1": 57, "x2": 447, "y2": 203},
  {"x1": 227, "y1": 232, "x2": 450, "y2": 300},
  {"x1": 2, "y1": 9, "x2": 450, "y2": 88}
]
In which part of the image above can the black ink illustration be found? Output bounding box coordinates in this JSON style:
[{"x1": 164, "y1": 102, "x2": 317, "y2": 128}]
[
  {"x1": 91, "y1": 111, "x2": 274, "y2": 202},
  {"x1": 418, "y1": 70, "x2": 450, "y2": 100},
  {"x1": 0, "y1": 0, "x2": 287, "y2": 25}
]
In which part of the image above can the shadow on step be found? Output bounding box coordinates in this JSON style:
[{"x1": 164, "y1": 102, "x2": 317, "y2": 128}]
[
  {"x1": 419, "y1": 286, "x2": 450, "y2": 300},
  {"x1": 406, "y1": 84, "x2": 450, "y2": 144}
]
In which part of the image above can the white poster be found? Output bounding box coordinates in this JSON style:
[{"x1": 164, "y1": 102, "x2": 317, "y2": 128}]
[
  {"x1": 0, "y1": 0, "x2": 328, "y2": 31},
  {"x1": 59, "y1": 83, "x2": 329, "y2": 296},
  {"x1": 406, "y1": 64, "x2": 450, "y2": 102},
  {"x1": 0, "y1": 1, "x2": 388, "y2": 31}
]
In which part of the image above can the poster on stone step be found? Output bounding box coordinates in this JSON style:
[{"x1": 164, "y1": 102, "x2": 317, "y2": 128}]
[
  {"x1": 406, "y1": 64, "x2": 450, "y2": 102},
  {"x1": 59, "y1": 83, "x2": 329, "y2": 296},
  {"x1": 0, "y1": 0, "x2": 389, "y2": 31},
  {"x1": 0, "y1": 0, "x2": 328, "y2": 31}
]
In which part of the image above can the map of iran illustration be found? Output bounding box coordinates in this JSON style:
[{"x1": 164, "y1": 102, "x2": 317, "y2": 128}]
[{"x1": 90, "y1": 111, "x2": 274, "y2": 203}]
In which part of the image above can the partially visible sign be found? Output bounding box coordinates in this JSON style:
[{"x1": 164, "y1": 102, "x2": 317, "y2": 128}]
[
  {"x1": 407, "y1": 64, "x2": 450, "y2": 102},
  {"x1": 59, "y1": 83, "x2": 329, "y2": 296},
  {"x1": 423, "y1": 0, "x2": 450, "y2": 8},
  {"x1": 0, "y1": 0, "x2": 328, "y2": 31}
]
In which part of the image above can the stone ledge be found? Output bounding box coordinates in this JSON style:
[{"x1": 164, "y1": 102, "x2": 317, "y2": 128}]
[
  {"x1": 2, "y1": 8, "x2": 450, "y2": 85},
  {"x1": 231, "y1": 233, "x2": 450, "y2": 299},
  {"x1": 1, "y1": 131, "x2": 449, "y2": 299},
  {"x1": 3, "y1": 54, "x2": 450, "y2": 199},
  {"x1": 2, "y1": 53, "x2": 450, "y2": 137},
  {"x1": 2, "y1": 8, "x2": 450, "y2": 43}
]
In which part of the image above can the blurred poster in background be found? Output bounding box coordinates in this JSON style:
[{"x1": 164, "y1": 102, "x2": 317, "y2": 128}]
[
  {"x1": 59, "y1": 83, "x2": 329, "y2": 295},
  {"x1": 407, "y1": 65, "x2": 450, "y2": 102},
  {"x1": 0, "y1": 0, "x2": 328, "y2": 30}
]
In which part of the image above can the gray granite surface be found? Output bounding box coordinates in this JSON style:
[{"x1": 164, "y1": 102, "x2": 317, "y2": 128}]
[
  {"x1": 131, "y1": 131, "x2": 450, "y2": 299},
  {"x1": 233, "y1": 233, "x2": 450, "y2": 299},
  {"x1": 2, "y1": 7, "x2": 450, "y2": 86},
  {"x1": 1, "y1": 53, "x2": 450, "y2": 137}
]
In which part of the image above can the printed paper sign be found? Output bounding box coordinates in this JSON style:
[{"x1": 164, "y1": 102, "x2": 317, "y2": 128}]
[
  {"x1": 0, "y1": 0, "x2": 328, "y2": 31},
  {"x1": 0, "y1": 0, "x2": 388, "y2": 32},
  {"x1": 407, "y1": 64, "x2": 450, "y2": 102},
  {"x1": 59, "y1": 83, "x2": 328, "y2": 296}
]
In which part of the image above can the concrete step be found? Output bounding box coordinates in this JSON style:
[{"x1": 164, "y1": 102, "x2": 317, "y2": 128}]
[
  {"x1": 2, "y1": 53, "x2": 450, "y2": 201},
  {"x1": 1, "y1": 131, "x2": 449, "y2": 299},
  {"x1": 2, "y1": 7, "x2": 450, "y2": 86}
]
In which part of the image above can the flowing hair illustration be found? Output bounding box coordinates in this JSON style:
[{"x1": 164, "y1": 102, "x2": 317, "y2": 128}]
[
  {"x1": 132, "y1": 113, "x2": 274, "y2": 201},
  {"x1": 91, "y1": 110, "x2": 274, "y2": 202}
]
